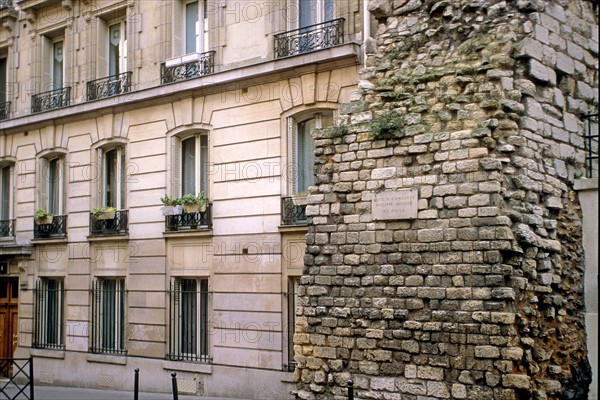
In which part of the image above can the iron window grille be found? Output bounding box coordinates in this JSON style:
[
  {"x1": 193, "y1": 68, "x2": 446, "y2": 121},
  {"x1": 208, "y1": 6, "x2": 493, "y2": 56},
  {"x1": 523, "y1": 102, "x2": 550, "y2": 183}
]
[
  {"x1": 274, "y1": 18, "x2": 345, "y2": 58},
  {"x1": 31, "y1": 87, "x2": 71, "y2": 113},
  {"x1": 583, "y1": 113, "x2": 598, "y2": 178},
  {"x1": 281, "y1": 197, "x2": 307, "y2": 226},
  {"x1": 33, "y1": 278, "x2": 65, "y2": 350},
  {"x1": 284, "y1": 277, "x2": 299, "y2": 372},
  {"x1": 0, "y1": 101, "x2": 9, "y2": 120},
  {"x1": 86, "y1": 72, "x2": 132, "y2": 101},
  {"x1": 167, "y1": 279, "x2": 210, "y2": 363},
  {"x1": 160, "y1": 51, "x2": 215, "y2": 84},
  {"x1": 89, "y1": 210, "x2": 128, "y2": 236},
  {"x1": 90, "y1": 278, "x2": 126, "y2": 355},
  {"x1": 165, "y1": 206, "x2": 211, "y2": 232},
  {"x1": 34, "y1": 215, "x2": 67, "y2": 239},
  {"x1": 0, "y1": 219, "x2": 14, "y2": 237}
]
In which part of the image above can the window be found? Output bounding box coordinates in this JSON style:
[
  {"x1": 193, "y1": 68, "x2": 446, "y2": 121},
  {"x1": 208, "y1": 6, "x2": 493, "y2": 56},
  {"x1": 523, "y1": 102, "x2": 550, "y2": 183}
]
[
  {"x1": 0, "y1": 56, "x2": 7, "y2": 120},
  {"x1": 52, "y1": 41, "x2": 63, "y2": 90},
  {"x1": 174, "y1": 0, "x2": 208, "y2": 57},
  {"x1": 33, "y1": 278, "x2": 64, "y2": 350},
  {"x1": 96, "y1": 16, "x2": 127, "y2": 78},
  {"x1": 168, "y1": 278, "x2": 209, "y2": 362},
  {"x1": 91, "y1": 278, "x2": 126, "y2": 354},
  {"x1": 297, "y1": 0, "x2": 334, "y2": 29},
  {"x1": 290, "y1": 112, "x2": 333, "y2": 194},
  {"x1": 41, "y1": 35, "x2": 64, "y2": 91},
  {"x1": 285, "y1": 277, "x2": 299, "y2": 371},
  {"x1": 99, "y1": 146, "x2": 126, "y2": 210},
  {"x1": 171, "y1": 133, "x2": 208, "y2": 197},
  {"x1": 0, "y1": 163, "x2": 13, "y2": 237},
  {"x1": 39, "y1": 156, "x2": 65, "y2": 216}
]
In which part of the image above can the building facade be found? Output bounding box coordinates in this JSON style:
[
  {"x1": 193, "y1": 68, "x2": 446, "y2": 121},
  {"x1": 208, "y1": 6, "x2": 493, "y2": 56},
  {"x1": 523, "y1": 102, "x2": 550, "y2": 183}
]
[{"x1": 0, "y1": 1, "x2": 368, "y2": 398}]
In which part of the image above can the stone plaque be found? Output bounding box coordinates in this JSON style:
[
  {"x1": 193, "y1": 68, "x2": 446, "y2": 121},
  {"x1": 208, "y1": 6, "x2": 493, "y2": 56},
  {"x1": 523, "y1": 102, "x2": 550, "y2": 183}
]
[{"x1": 372, "y1": 189, "x2": 418, "y2": 220}]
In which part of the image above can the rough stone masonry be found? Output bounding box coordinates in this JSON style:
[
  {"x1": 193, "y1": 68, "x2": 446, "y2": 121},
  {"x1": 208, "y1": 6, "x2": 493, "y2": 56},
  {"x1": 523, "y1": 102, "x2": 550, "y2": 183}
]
[{"x1": 293, "y1": 0, "x2": 598, "y2": 399}]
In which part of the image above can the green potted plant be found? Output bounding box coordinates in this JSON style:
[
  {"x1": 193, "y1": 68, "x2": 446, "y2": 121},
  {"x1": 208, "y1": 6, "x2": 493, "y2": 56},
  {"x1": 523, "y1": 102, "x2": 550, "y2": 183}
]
[
  {"x1": 34, "y1": 209, "x2": 53, "y2": 225},
  {"x1": 181, "y1": 193, "x2": 209, "y2": 213},
  {"x1": 197, "y1": 192, "x2": 209, "y2": 213},
  {"x1": 92, "y1": 206, "x2": 116, "y2": 220},
  {"x1": 160, "y1": 194, "x2": 182, "y2": 216}
]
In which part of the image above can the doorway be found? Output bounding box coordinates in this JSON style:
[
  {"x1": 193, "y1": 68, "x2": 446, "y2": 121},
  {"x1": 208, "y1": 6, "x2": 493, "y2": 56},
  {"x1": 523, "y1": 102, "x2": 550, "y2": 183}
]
[{"x1": 0, "y1": 278, "x2": 19, "y2": 362}]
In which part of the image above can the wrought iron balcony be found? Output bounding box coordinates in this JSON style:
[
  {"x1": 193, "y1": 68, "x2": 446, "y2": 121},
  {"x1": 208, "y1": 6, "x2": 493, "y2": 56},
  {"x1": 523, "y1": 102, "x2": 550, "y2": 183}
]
[
  {"x1": 165, "y1": 206, "x2": 211, "y2": 232},
  {"x1": 31, "y1": 87, "x2": 71, "y2": 113},
  {"x1": 274, "y1": 18, "x2": 345, "y2": 58},
  {"x1": 34, "y1": 215, "x2": 67, "y2": 239},
  {"x1": 86, "y1": 72, "x2": 132, "y2": 101},
  {"x1": 160, "y1": 51, "x2": 215, "y2": 84},
  {"x1": 0, "y1": 219, "x2": 14, "y2": 237},
  {"x1": 281, "y1": 197, "x2": 307, "y2": 226},
  {"x1": 0, "y1": 101, "x2": 10, "y2": 120},
  {"x1": 89, "y1": 209, "x2": 128, "y2": 236}
]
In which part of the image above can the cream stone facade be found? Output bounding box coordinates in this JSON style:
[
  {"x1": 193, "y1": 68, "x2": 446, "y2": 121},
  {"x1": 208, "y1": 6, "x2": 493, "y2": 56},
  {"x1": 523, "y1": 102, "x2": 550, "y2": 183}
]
[{"x1": 0, "y1": 1, "x2": 367, "y2": 398}]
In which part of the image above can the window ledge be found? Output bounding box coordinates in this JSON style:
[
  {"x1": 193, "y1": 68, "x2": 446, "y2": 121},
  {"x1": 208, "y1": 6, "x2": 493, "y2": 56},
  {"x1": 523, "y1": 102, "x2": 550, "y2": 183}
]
[
  {"x1": 86, "y1": 353, "x2": 128, "y2": 365},
  {"x1": 31, "y1": 237, "x2": 68, "y2": 245},
  {"x1": 87, "y1": 234, "x2": 129, "y2": 242},
  {"x1": 278, "y1": 225, "x2": 308, "y2": 233},
  {"x1": 162, "y1": 360, "x2": 212, "y2": 374},
  {"x1": 281, "y1": 372, "x2": 294, "y2": 383},
  {"x1": 163, "y1": 230, "x2": 213, "y2": 238},
  {"x1": 574, "y1": 177, "x2": 598, "y2": 191},
  {"x1": 30, "y1": 348, "x2": 65, "y2": 359}
]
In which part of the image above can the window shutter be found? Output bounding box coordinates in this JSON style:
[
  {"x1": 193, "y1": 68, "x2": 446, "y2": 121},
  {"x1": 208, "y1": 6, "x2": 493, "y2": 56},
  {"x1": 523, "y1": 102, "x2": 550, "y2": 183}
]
[
  {"x1": 96, "y1": 18, "x2": 108, "y2": 78},
  {"x1": 172, "y1": 1, "x2": 184, "y2": 57},
  {"x1": 200, "y1": 135, "x2": 208, "y2": 195},
  {"x1": 59, "y1": 157, "x2": 66, "y2": 215},
  {"x1": 289, "y1": 118, "x2": 297, "y2": 194},
  {"x1": 171, "y1": 136, "x2": 182, "y2": 197},
  {"x1": 120, "y1": 148, "x2": 126, "y2": 209},
  {"x1": 97, "y1": 148, "x2": 104, "y2": 207},
  {"x1": 39, "y1": 157, "x2": 49, "y2": 211}
]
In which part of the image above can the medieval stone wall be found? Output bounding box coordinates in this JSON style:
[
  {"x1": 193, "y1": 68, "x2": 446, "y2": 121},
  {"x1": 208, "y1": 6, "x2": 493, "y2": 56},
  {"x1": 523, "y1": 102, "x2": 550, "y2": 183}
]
[{"x1": 294, "y1": 1, "x2": 598, "y2": 399}]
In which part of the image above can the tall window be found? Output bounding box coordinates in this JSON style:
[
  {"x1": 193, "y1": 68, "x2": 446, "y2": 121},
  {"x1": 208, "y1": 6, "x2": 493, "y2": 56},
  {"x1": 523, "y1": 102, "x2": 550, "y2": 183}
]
[
  {"x1": 0, "y1": 164, "x2": 11, "y2": 222},
  {"x1": 298, "y1": 0, "x2": 334, "y2": 29},
  {"x1": 0, "y1": 57, "x2": 6, "y2": 102},
  {"x1": 174, "y1": 0, "x2": 208, "y2": 56},
  {"x1": 99, "y1": 147, "x2": 126, "y2": 210},
  {"x1": 91, "y1": 278, "x2": 126, "y2": 354},
  {"x1": 39, "y1": 156, "x2": 65, "y2": 215},
  {"x1": 286, "y1": 277, "x2": 299, "y2": 371},
  {"x1": 172, "y1": 133, "x2": 208, "y2": 197},
  {"x1": 34, "y1": 278, "x2": 64, "y2": 350},
  {"x1": 168, "y1": 278, "x2": 209, "y2": 362},
  {"x1": 291, "y1": 112, "x2": 333, "y2": 193},
  {"x1": 108, "y1": 22, "x2": 127, "y2": 76},
  {"x1": 52, "y1": 41, "x2": 63, "y2": 90}
]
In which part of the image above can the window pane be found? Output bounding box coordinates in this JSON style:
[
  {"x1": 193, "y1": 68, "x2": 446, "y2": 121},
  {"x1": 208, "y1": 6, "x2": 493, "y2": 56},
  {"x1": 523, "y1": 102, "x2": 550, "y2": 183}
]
[
  {"x1": 200, "y1": 135, "x2": 208, "y2": 194},
  {"x1": 297, "y1": 118, "x2": 316, "y2": 192},
  {"x1": 186, "y1": 1, "x2": 199, "y2": 54},
  {"x1": 0, "y1": 58, "x2": 6, "y2": 102},
  {"x1": 105, "y1": 149, "x2": 117, "y2": 207},
  {"x1": 1, "y1": 165, "x2": 10, "y2": 220},
  {"x1": 180, "y1": 279, "x2": 197, "y2": 355},
  {"x1": 324, "y1": 0, "x2": 334, "y2": 21},
  {"x1": 182, "y1": 137, "x2": 196, "y2": 195},
  {"x1": 48, "y1": 158, "x2": 60, "y2": 214},
  {"x1": 53, "y1": 41, "x2": 63, "y2": 89},
  {"x1": 299, "y1": 0, "x2": 318, "y2": 28},
  {"x1": 109, "y1": 24, "x2": 120, "y2": 76}
]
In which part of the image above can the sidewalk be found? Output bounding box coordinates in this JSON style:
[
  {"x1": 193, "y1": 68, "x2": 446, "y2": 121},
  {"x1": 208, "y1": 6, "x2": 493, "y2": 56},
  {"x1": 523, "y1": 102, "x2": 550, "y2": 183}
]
[{"x1": 1, "y1": 382, "x2": 246, "y2": 400}]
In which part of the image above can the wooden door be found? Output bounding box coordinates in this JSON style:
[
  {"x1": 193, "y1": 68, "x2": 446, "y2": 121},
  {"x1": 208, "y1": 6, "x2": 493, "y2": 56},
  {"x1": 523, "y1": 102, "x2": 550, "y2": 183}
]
[{"x1": 0, "y1": 278, "x2": 19, "y2": 361}]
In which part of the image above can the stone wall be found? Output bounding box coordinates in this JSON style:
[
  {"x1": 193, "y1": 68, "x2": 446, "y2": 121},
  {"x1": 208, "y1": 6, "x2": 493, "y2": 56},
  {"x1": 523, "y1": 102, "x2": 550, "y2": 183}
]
[{"x1": 294, "y1": 1, "x2": 598, "y2": 399}]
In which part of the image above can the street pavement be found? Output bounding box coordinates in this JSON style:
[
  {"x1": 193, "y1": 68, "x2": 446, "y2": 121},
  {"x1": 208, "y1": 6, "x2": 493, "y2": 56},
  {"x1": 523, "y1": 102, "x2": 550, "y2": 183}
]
[{"x1": 1, "y1": 382, "x2": 247, "y2": 400}]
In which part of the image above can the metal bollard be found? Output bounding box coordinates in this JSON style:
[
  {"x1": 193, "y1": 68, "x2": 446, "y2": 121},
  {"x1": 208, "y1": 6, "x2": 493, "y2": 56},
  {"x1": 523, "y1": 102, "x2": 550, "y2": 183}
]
[
  {"x1": 134, "y1": 368, "x2": 139, "y2": 400},
  {"x1": 171, "y1": 372, "x2": 179, "y2": 400},
  {"x1": 348, "y1": 379, "x2": 354, "y2": 400}
]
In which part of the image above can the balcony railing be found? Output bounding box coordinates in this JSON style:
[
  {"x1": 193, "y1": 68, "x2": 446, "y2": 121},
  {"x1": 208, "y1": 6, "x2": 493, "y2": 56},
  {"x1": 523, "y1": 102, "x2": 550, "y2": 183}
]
[
  {"x1": 160, "y1": 51, "x2": 216, "y2": 84},
  {"x1": 31, "y1": 87, "x2": 71, "y2": 113},
  {"x1": 281, "y1": 197, "x2": 307, "y2": 226},
  {"x1": 0, "y1": 219, "x2": 14, "y2": 237},
  {"x1": 34, "y1": 215, "x2": 67, "y2": 239},
  {"x1": 89, "y1": 210, "x2": 128, "y2": 236},
  {"x1": 274, "y1": 18, "x2": 345, "y2": 58},
  {"x1": 86, "y1": 72, "x2": 132, "y2": 101},
  {"x1": 165, "y1": 206, "x2": 211, "y2": 232},
  {"x1": 0, "y1": 101, "x2": 10, "y2": 120}
]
